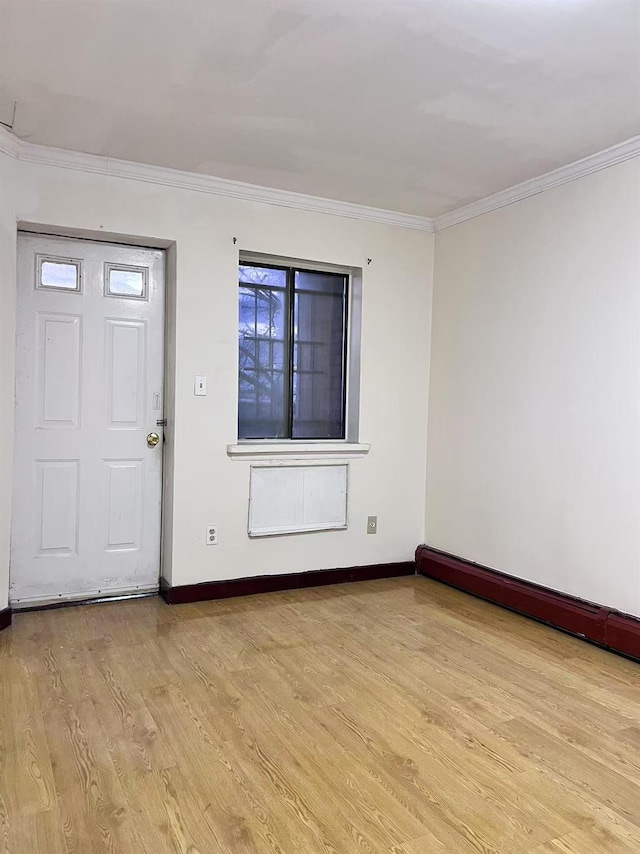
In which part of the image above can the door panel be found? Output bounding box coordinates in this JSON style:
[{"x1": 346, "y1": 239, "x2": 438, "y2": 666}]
[
  {"x1": 37, "y1": 312, "x2": 82, "y2": 428},
  {"x1": 105, "y1": 318, "x2": 147, "y2": 427},
  {"x1": 104, "y1": 459, "x2": 144, "y2": 551},
  {"x1": 35, "y1": 460, "x2": 80, "y2": 556},
  {"x1": 11, "y1": 234, "x2": 165, "y2": 606}
]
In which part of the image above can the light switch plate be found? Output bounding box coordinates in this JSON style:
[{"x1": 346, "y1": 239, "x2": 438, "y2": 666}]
[
  {"x1": 367, "y1": 515, "x2": 377, "y2": 534},
  {"x1": 194, "y1": 375, "x2": 207, "y2": 396}
]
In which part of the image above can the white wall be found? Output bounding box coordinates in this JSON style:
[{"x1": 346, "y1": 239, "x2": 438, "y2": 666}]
[
  {"x1": 0, "y1": 153, "x2": 433, "y2": 603},
  {"x1": 0, "y1": 153, "x2": 17, "y2": 610},
  {"x1": 426, "y1": 159, "x2": 640, "y2": 616}
]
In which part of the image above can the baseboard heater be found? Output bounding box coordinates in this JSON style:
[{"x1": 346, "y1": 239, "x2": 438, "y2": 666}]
[{"x1": 415, "y1": 545, "x2": 640, "y2": 663}]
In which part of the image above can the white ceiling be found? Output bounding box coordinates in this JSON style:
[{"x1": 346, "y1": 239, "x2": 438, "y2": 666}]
[{"x1": 1, "y1": 0, "x2": 638, "y2": 216}]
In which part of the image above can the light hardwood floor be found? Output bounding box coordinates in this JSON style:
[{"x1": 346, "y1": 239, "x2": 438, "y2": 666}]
[{"x1": 1, "y1": 577, "x2": 640, "y2": 853}]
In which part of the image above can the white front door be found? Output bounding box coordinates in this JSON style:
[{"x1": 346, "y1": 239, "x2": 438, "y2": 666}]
[{"x1": 11, "y1": 234, "x2": 165, "y2": 606}]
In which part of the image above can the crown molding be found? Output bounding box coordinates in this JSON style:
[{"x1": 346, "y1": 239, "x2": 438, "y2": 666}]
[
  {"x1": 0, "y1": 128, "x2": 434, "y2": 232},
  {"x1": 3, "y1": 126, "x2": 637, "y2": 233},
  {"x1": 0, "y1": 125, "x2": 21, "y2": 158},
  {"x1": 435, "y1": 135, "x2": 640, "y2": 231}
]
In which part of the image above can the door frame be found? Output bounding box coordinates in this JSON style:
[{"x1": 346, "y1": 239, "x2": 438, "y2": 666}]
[{"x1": 10, "y1": 222, "x2": 178, "y2": 607}]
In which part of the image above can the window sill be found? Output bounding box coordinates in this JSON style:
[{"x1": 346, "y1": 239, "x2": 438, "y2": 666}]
[{"x1": 227, "y1": 442, "x2": 371, "y2": 461}]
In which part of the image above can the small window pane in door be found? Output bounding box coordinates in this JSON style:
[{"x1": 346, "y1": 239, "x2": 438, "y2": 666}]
[
  {"x1": 38, "y1": 257, "x2": 81, "y2": 291},
  {"x1": 106, "y1": 264, "x2": 148, "y2": 299}
]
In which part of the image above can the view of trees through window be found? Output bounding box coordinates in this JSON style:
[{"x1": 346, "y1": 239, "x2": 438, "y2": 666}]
[{"x1": 238, "y1": 262, "x2": 347, "y2": 440}]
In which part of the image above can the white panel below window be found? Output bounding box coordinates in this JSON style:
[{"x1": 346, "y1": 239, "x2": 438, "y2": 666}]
[{"x1": 249, "y1": 463, "x2": 348, "y2": 537}]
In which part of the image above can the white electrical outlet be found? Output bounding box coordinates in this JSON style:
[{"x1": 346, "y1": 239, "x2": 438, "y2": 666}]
[{"x1": 206, "y1": 524, "x2": 218, "y2": 545}]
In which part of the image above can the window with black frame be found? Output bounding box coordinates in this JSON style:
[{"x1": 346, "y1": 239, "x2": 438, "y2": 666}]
[{"x1": 238, "y1": 261, "x2": 348, "y2": 440}]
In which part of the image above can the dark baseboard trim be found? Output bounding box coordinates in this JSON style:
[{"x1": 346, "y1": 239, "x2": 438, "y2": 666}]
[
  {"x1": 160, "y1": 562, "x2": 415, "y2": 605},
  {"x1": 415, "y1": 545, "x2": 640, "y2": 663},
  {"x1": 0, "y1": 607, "x2": 12, "y2": 632}
]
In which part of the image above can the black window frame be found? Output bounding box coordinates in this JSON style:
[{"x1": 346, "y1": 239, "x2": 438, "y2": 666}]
[{"x1": 238, "y1": 260, "x2": 349, "y2": 441}]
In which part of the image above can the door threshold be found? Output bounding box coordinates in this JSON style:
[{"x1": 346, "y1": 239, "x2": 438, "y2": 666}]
[{"x1": 11, "y1": 586, "x2": 160, "y2": 612}]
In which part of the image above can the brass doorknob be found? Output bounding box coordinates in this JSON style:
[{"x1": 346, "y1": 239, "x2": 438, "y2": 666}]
[{"x1": 147, "y1": 432, "x2": 160, "y2": 447}]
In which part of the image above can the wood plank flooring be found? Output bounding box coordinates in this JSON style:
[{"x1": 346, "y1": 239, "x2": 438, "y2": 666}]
[{"x1": 1, "y1": 576, "x2": 640, "y2": 853}]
